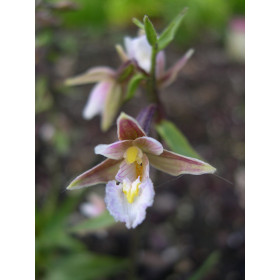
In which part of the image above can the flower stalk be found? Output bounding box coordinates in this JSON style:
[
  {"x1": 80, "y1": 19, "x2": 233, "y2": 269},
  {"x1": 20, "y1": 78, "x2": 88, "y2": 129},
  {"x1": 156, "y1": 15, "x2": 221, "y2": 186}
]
[
  {"x1": 147, "y1": 43, "x2": 165, "y2": 122},
  {"x1": 65, "y1": 9, "x2": 216, "y2": 230}
]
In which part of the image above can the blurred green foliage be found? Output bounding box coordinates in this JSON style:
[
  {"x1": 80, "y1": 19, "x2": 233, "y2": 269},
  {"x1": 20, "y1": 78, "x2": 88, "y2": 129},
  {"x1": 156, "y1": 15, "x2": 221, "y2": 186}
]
[
  {"x1": 48, "y1": 0, "x2": 244, "y2": 43},
  {"x1": 70, "y1": 211, "x2": 116, "y2": 234},
  {"x1": 45, "y1": 253, "x2": 128, "y2": 280},
  {"x1": 36, "y1": 188, "x2": 127, "y2": 280},
  {"x1": 189, "y1": 251, "x2": 221, "y2": 280},
  {"x1": 35, "y1": 77, "x2": 53, "y2": 113}
]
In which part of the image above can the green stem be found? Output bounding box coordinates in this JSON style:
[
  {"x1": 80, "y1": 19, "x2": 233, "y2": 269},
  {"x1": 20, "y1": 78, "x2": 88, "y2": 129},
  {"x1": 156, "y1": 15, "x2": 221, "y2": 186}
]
[
  {"x1": 147, "y1": 44, "x2": 164, "y2": 122},
  {"x1": 150, "y1": 46, "x2": 157, "y2": 100}
]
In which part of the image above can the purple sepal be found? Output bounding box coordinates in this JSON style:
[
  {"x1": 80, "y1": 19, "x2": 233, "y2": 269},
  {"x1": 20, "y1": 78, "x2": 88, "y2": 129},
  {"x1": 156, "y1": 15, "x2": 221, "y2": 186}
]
[{"x1": 136, "y1": 104, "x2": 156, "y2": 134}]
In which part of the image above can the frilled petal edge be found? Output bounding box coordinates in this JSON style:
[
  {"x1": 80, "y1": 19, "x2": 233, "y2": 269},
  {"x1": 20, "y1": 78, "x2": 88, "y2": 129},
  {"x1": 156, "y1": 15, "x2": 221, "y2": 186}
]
[
  {"x1": 147, "y1": 149, "x2": 216, "y2": 176},
  {"x1": 67, "y1": 159, "x2": 122, "y2": 190},
  {"x1": 105, "y1": 178, "x2": 155, "y2": 229},
  {"x1": 117, "y1": 112, "x2": 146, "y2": 140}
]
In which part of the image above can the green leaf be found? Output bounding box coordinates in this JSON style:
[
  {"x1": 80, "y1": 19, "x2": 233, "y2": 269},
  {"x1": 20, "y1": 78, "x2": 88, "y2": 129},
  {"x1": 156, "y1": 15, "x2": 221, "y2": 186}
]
[
  {"x1": 36, "y1": 191, "x2": 86, "y2": 252},
  {"x1": 70, "y1": 211, "x2": 116, "y2": 234},
  {"x1": 156, "y1": 119, "x2": 201, "y2": 159},
  {"x1": 143, "y1": 15, "x2": 158, "y2": 47},
  {"x1": 36, "y1": 230, "x2": 84, "y2": 252},
  {"x1": 132, "y1": 17, "x2": 144, "y2": 29},
  {"x1": 158, "y1": 7, "x2": 188, "y2": 51},
  {"x1": 45, "y1": 253, "x2": 128, "y2": 280},
  {"x1": 189, "y1": 251, "x2": 220, "y2": 280},
  {"x1": 125, "y1": 73, "x2": 144, "y2": 102}
]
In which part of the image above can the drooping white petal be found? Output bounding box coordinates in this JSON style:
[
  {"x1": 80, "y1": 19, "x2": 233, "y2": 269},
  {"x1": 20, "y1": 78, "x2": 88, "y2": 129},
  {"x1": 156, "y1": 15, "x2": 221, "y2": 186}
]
[
  {"x1": 124, "y1": 35, "x2": 152, "y2": 72},
  {"x1": 124, "y1": 37, "x2": 135, "y2": 58},
  {"x1": 82, "y1": 81, "x2": 113, "y2": 120},
  {"x1": 105, "y1": 179, "x2": 155, "y2": 229}
]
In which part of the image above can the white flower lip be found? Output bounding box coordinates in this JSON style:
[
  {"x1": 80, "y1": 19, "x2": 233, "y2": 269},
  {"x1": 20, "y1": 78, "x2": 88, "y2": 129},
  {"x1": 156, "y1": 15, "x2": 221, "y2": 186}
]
[{"x1": 105, "y1": 178, "x2": 155, "y2": 229}]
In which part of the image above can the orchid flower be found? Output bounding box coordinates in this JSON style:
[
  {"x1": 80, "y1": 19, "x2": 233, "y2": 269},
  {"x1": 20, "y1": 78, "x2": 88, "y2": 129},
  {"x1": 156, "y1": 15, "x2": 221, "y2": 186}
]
[
  {"x1": 67, "y1": 113, "x2": 216, "y2": 228},
  {"x1": 116, "y1": 34, "x2": 194, "y2": 88},
  {"x1": 65, "y1": 67, "x2": 124, "y2": 131},
  {"x1": 80, "y1": 194, "x2": 106, "y2": 218}
]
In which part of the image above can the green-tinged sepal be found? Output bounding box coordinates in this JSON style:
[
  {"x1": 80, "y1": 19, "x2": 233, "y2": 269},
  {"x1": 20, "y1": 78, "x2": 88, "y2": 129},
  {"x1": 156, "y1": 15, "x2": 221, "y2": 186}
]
[
  {"x1": 143, "y1": 15, "x2": 158, "y2": 47},
  {"x1": 101, "y1": 83, "x2": 123, "y2": 131},
  {"x1": 115, "y1": 44, "x2": 128, "y2": 62},
  {"x1": 65, "y1": 67, "x2": 115, "y2": 86},
  {"x1": 148, "y1": 149, "x2": 216, "y2": 176},
  {"x1": 67, "y1": 159, "x2": 122, "y2": 190},
  {"x1": 158, "y1": 7, "x2": 188, "y2": 51}
]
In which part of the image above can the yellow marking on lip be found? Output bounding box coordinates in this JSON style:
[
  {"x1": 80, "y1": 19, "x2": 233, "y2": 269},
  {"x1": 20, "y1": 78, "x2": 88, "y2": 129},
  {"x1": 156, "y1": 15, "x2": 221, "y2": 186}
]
[
  {"x1": 124, "y1": 146, "x2": 143, "y2": 164},
  {"x1": 122, "y1": 180, "x2": 140, "y2": 204}
]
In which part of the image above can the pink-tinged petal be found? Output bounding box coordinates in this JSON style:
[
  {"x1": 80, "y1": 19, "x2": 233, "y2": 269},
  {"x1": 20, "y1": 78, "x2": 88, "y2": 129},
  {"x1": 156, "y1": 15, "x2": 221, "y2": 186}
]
[
  {"x1": 105, "y1": 178, "x2": 155, "y2": 229},
  {"x1": 116, "y1": 160, "x2": 136, "y2": 182},
  {"x1": 159, "y1": 49, "x2": 194, "y2": 88},
  {"x1": 94, "y1": 140, "x2": 132, "y2": 160},
  {"x1": 147, "y1": 149, "x2": 216, "y2": 176},
  {"x1": 101, "y1": 83, "x2": 123, "y2": 131},
  {"x1": 133, "y1": 136, "x2": 163, "y2": 155},
  {"x1": 65, "y1": 67, "x2": 115, "y2": 86},
  {"x1": 67, "y1": 159, "x2": 122, "y2": 190},
  {"x1": 142, "y1": 154, "x2": 150, "y2": 181},
  {"x1": 117, "y1": 112, "x2": 146, "y2": 140},
  {"x1": 80, "y1": 194, "x2": 106, "y2": 218},
  {"x1": 82, "y1": 81, "x2": 112, "y2": 120},
  {"x1": 115, "y1": 154, "x2": 150, "y2": 183},
  {"x1": 156, "y1": 51, "x2": 166, "y2": 78}
]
